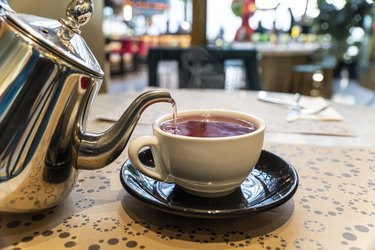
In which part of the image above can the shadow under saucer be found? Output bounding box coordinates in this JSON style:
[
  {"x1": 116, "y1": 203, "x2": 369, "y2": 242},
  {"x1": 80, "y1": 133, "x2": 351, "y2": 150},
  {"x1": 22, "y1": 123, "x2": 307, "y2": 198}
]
[{"x1": 121, "y1": 193, "x2": 296, "y2": 243}]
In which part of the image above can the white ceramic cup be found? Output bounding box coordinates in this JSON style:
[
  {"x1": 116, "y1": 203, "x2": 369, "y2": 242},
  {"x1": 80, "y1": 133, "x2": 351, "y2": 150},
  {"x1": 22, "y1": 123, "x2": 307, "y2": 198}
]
[{"x1": 128, "y1": 109, "x2": 265, "y2": 197}]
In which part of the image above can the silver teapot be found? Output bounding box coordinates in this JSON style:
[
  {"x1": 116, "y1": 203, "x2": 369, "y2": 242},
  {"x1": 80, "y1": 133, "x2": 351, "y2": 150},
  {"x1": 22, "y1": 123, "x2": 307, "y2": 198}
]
[{"x1": 0, "y1": 0, "x2": 173, "y2": 213}]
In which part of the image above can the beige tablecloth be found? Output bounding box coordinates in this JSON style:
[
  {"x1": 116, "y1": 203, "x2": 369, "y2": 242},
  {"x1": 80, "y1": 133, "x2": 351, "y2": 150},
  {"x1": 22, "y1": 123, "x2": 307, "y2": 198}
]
[{"x1": 93, "y1": 90, "x2": 355, "y2": 137}]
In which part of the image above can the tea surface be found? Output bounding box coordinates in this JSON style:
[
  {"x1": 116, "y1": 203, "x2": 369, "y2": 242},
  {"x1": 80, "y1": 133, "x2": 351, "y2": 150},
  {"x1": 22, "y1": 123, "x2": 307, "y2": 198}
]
[{"x1": 160, "y1": 115, "x2": 257, "y2": 138}]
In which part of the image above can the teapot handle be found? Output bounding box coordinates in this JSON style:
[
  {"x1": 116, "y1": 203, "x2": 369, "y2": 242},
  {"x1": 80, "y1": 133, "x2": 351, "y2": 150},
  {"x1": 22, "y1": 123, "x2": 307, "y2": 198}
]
[{"x1": 0, "y1": 0, "x2": 14, "y2": 13}]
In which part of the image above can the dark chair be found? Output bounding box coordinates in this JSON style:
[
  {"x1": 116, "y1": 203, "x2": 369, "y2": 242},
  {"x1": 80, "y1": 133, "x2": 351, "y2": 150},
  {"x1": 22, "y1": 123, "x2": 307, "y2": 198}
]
[
  {"x1": 179, "y1": 47, "x2": 225, "y2": 88},
  {"x1": 147, "y1": 46, "x2": 261, "y2": 90}
]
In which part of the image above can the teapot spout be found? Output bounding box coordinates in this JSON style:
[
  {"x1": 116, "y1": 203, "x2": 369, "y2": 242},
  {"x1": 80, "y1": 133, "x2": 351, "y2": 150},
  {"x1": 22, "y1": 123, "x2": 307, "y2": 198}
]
[{"x1": 76, "y1": 89, "x2": 173, "y2": 170}]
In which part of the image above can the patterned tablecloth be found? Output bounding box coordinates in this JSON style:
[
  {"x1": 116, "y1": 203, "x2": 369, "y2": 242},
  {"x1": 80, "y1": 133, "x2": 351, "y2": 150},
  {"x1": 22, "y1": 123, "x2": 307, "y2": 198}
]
[{"x1": 1, "y1": 89, "x2": 375, "y2": 250}]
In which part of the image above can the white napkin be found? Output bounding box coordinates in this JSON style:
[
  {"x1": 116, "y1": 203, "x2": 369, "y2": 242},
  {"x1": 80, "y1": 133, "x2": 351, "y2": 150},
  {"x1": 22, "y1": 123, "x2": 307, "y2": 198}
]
[{"x1": 297, "y1": 96, "x2": 343, "y2": 121}]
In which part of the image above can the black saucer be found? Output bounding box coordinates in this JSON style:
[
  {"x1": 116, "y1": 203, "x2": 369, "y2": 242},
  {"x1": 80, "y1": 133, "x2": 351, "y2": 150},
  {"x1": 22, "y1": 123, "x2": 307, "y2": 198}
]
[{"x1": 120, "y1": 149, "x2": 298, "y2": 218}]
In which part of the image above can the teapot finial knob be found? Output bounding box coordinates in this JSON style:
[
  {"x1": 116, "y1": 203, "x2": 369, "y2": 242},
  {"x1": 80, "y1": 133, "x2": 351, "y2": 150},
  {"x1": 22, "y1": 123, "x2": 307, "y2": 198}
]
[{"x1": 59, "y1": 0, "x2": 93, "y2": 35}]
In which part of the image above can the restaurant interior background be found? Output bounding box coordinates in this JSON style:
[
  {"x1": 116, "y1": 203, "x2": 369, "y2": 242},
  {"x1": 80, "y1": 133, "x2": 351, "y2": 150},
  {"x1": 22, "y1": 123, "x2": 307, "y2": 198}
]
[{"x1": 8, "y1": 0, "x2": 375, "y2": 108}]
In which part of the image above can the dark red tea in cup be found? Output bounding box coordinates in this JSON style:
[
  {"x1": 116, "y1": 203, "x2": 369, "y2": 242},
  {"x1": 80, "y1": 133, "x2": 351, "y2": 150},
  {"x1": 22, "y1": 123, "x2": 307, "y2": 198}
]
[{"x1": 160, "y1": 115, "x2": 257, "y2": 138}]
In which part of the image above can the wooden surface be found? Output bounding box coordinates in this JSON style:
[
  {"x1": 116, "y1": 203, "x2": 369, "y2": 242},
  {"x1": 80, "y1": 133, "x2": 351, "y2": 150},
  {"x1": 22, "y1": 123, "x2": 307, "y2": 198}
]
[{"x1": 191, "y1": 0, "x2": 207, "y2": 46}]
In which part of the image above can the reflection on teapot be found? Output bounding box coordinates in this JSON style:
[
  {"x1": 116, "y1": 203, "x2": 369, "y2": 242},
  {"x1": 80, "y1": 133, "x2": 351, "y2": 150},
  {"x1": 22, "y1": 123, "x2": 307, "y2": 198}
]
[{"x1": 0, "y1": 0, "x2": 173, "y2": 213}]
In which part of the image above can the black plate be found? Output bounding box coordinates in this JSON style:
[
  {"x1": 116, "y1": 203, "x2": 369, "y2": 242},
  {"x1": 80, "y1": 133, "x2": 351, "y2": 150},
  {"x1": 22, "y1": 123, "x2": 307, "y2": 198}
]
[{"x1": 120, "y1": 149, "x2": 298, "y2": 218}]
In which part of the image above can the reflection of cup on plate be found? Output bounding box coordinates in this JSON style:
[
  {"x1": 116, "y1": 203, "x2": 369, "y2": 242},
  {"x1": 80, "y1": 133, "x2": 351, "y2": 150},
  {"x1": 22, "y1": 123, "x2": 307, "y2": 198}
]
[{"x1": 128, "y1": 109, "x2": 265, "y2": 198}]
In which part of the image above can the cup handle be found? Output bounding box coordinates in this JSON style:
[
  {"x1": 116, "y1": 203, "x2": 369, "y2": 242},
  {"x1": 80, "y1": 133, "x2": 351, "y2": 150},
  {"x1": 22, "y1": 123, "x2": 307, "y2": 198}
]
[{"x1": 128, "y1": 136, "x2": 169, "y2": 182}]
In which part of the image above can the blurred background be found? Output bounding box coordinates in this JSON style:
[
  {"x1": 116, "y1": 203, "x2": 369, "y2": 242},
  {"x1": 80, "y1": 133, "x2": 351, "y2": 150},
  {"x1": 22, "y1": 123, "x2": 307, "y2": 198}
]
[{"x1": 9, "y1": 0, "x2": 375, "y2": 107}]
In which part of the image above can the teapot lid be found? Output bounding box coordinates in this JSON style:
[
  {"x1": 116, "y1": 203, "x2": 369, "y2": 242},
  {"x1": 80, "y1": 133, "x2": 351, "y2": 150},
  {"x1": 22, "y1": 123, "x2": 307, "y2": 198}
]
[{"x1": 2, "y1": 0, "x2": 104, "y2": 77}]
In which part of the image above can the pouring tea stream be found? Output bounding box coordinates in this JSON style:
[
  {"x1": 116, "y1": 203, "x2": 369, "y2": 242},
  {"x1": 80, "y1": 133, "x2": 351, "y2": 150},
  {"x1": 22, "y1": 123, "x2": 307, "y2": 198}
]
[{"x1": 0, "y1": 0, "x2": 173, "y2": 213}]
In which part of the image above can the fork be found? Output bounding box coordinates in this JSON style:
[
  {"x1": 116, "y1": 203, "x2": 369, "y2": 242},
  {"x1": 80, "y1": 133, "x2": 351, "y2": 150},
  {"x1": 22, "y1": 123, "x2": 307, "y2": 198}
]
[{"x1": 286, "y1": 93, "x2": 302, "y2": 122}]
